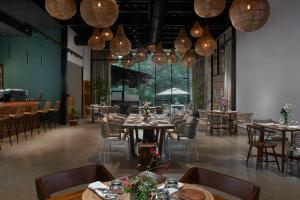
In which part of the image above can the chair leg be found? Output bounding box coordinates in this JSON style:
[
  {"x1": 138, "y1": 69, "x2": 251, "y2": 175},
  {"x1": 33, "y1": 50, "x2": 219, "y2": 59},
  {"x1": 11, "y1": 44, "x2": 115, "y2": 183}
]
[
  {"x1": 23, "y1": 117, "x2": 27, "y2": 140},
  {"x1": 246, "y1": 146, "x2": 252, "y2": 165},
  {"x1": 15, "y1": 119, "x2": 19, "y2": 144},
  {"x1": 30, "y1": 116, "x2": 34, "y2": 138},
  {"x1": 265, "y1": 148, "x2": 268, "y2": 168},
  {"x1": 256, "y1": 149, "x2": 260, "y2": 170},
  {"x1": 7, "y1": 120, "x2": 12, "y2": 146},
  {"x1": 272, "y1": 147, "x2": 280, "y2": 171}
]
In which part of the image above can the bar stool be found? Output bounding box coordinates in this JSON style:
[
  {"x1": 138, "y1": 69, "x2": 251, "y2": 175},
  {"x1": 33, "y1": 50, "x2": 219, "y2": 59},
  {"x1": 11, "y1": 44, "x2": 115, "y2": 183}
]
[
  {"x1": 38, "y1": 101, "x2": 52, "y2": 132},
  {"x1": 9, "y1": 106, "x2": 26, "y2": 143},
  {"x1": 24, "y1": 104, "x2": 39, "y2": 137},
  {"x1": 49, "y1": 100, "x2": 61, "y2": 129},
  {"x1": 0, "y1": 115, "x2": 12, "y2": 150}
]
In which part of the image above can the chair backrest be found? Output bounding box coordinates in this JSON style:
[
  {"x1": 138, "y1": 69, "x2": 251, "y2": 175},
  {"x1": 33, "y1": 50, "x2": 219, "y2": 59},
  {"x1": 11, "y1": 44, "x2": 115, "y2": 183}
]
[
  {"x1": 247, "y1": 124, "x2": 267, "y2": 146},
  {"x1": 53, "y1": 101, "x2": 61, "y2": 112},
  {"x1": 35, "y1": 164, "x2": 114, "y2": 200},
  {"x1": 100, "y1": 119, "x2": 121, "y2": 138},
  {"x1": 180, "y1": 167, "x2": 260, "y2": 200},
  {"x1": 31, "y1": 104, "x2": 39, "y2": 114},
  {"x1": 43, "y1": 101, "x2": 52, "y2": 113},
  {"x1": 15, "y1": 106, "x2": 26, "y2": 117},
  {"x1": 178, "y1": 117, "x2": 198, "y2": 138},
  {"x1": 198, "y1": 109, "x2": 208, "y2": 119}
]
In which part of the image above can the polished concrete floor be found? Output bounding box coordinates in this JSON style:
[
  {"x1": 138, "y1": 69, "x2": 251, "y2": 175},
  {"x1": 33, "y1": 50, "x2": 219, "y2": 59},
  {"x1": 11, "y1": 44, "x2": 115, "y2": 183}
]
[{"x1": 0, "y1": 120, "x2": 300, "y2": 200}]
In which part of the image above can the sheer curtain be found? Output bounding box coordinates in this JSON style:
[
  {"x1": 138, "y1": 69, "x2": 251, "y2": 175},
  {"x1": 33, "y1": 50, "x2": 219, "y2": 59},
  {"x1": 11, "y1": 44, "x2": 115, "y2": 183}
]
[{"x1": 91, "y1": 51, "x2": 111, "y2": 105}]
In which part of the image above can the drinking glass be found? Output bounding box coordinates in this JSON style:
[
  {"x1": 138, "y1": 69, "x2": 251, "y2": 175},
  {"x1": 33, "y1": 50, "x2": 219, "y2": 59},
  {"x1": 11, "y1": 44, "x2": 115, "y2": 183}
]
[
  {"x1": 110, "y1": 179, "x2": 124, "y2": 194},
  {"x1": 164, "y1": 178, "x2": 179, "y2": 189}
]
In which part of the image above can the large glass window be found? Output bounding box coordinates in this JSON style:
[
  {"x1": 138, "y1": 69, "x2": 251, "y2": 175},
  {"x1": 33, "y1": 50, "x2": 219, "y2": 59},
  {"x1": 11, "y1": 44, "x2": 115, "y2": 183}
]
[{"x1": 111, "y1": 53, "x2": 191, "y2": 106}]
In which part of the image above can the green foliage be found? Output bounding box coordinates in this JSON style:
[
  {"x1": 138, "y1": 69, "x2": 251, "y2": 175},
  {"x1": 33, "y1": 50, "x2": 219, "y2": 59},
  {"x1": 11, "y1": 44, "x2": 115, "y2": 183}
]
[
  {"x1": 69, "y1": 108, "x2": 79, "y2": 120},
  {"x1": 93, "y1": 79, "x2": 110, "y2": 104},
  {"x1": 124, "y1": 176, "x2": 157, "y2": 200}
]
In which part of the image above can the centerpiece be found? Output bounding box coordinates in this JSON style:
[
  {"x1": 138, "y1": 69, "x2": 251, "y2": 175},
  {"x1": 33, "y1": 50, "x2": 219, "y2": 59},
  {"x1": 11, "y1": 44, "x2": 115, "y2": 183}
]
[
  {"x1": 280, "y1": 103, "x2": 294, "y2": 125},
  {"x1": 219, "y1": 97, "x2": 228, "y2": 111},
  {"x1": 142, "y1": 101, "x2": 151, "y2": 122},
  {"x1": 137, "y1": 146, "x2": 161, "y2": 171}
]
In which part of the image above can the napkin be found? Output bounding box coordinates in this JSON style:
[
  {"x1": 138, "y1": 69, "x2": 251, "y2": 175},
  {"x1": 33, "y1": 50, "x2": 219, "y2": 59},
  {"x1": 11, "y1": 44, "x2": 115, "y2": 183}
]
[
  {"x1": 158, "y1": 182, "x2": 184, "y2": 195},
  {"x1": 88, "y1": 181, "x2": 110, "y2": 198}
]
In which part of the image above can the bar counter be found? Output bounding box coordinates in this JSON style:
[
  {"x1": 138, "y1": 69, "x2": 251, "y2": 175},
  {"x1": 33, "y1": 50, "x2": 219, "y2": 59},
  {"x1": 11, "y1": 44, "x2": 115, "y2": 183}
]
[{"x1": 0, "y1": 101, "x2": 40, "y2": 115}]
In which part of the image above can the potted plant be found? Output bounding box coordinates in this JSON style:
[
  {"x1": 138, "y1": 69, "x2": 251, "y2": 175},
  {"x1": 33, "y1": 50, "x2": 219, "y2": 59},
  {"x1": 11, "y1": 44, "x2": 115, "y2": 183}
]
[{"x1": 69, "y1": 108, "x2": 79, "y2": 126}]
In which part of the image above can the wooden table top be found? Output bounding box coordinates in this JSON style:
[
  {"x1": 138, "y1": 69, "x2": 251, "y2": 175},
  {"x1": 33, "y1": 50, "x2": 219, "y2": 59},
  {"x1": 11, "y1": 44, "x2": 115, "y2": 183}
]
[
  {"x1": 253, "y1": 122, "x2": 300, "y2": 131},
  {"x1": 207, "y1": 110, "x2": 238, "y2": 114},
  {"x1": 122, "y1": 115, "x2": 174, "y2": 129}
]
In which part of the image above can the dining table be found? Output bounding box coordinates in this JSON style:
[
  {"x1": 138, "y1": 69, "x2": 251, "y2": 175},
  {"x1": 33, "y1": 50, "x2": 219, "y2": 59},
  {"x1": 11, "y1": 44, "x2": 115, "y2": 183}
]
[
  {"x1": 48, "y1": 171, "x2": 224, "y2": 200},
  {"x1": 122, "y1": 114, "x2": 174, "y2": 158},
  {"x1": 253, "y1": 122, "x2": 300, "y2": 173},
  {"x1": 207, "y1": 110, "x2": 238, "y2": 135}
]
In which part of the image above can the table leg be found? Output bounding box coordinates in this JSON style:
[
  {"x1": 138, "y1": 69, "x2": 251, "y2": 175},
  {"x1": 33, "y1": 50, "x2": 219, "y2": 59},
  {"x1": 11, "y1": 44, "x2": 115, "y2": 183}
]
[
  {"x1": 158, "y1": 129, "x2": 165, "y2": 155},
  {"x1": 257, "y1": 127, "x2": 265, "y2": 168},
  {"x1": 91, "y1": 109, "x2": 94, "y2": 123},
  {"x1": 290, "y1": 131, "x2": 294, "y2": 160},
  {"x1": 129, "y1": 129, "x2": 136, "y2": 158},
  {"x1": 281, "y1": 130, "x2": 286, "y2": 173},
  {"x1": 228, "y1": 115, "x2": 232, "y2": 135}
]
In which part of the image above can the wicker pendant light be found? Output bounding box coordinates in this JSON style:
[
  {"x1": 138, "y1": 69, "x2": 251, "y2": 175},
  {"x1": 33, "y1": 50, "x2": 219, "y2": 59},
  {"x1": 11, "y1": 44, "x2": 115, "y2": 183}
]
[
  {"x1": 182, "y1": 49, "x2": 197, "y2": 68},
  {"x1": 45, "y1": 0, "x2": 76, "y2": 20},
  {"x1": 107, "y1": 50, "x2": 117, "y2": 64},
  {"x1": 152, "y1": 43, "x2": 167, "y2": 65},
  {"x1": 80, "y1": 0, "x2": 119, "y2": 28},
  {"x1": 88, "y1": 28, "x2": 105, "y2": 51},
  {"x1": 190, "y1": 21, "x2": 204, "y2": 38},
  {"x1": 101, "y1": 27, "x2": 113, "y2": 41},
  {"x1": 109, "y1": 25, "x2": 132, "y2": 56},
  {"x1": 122, "y1": 52, "x2": 135, "y2": 68},
  {"x1": 135, "y1": 47, "x2": 148, "y2": 63},
  {"x1": 168, "y1": 49, "x2": 179, "y2": 64},
  {"x1": 194, "y1": 0, "x2": 226, "y2": 18},
  {"x1": 174, "y1": 28, "x2": 192, "y2": 54},
  {"x1": 195, "y1": 26, "x2": 217, "y2": 56},
  {"x1": 230, "y1": 0, "x2": 270, "y2": 32}
]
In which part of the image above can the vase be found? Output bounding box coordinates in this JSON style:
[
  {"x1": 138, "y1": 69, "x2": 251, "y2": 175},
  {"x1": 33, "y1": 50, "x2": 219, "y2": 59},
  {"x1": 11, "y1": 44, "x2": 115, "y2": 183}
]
[{"x1": 284, "y1": 114, "x2": 288, "y2": 125}]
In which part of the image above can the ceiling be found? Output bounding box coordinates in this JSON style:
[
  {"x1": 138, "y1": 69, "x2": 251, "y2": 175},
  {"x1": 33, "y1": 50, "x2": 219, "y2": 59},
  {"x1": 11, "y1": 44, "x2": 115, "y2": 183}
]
[{"x1": 32, "y1": 0, "x2": 234, "y2": 49}]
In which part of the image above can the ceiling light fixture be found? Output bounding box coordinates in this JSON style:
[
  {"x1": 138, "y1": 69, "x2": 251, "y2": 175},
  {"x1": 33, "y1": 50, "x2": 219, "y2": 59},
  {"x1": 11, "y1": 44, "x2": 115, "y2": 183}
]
[
  {"x1": 195, "y1": 26, "x2": 217, "y2": 56},
  {"x1": 230, "y1": 0, "x2": 270, "y2": 32},
  {"x1": 88, "y1": 28, "x2": 105, "y2": 51},
  {"x1": 45, "y1": 0, "x2": 76, "y2": 20},
  {"x1": 110, "y1": 25, "x2": 132, "y2": 56},
  {"x1": 101, "y1": 27, "x2": 113, "y2": 41},
  {"x1": 194, "y1": 0, "x2": 226, "y2": 18},
  {"x1": 174, "y1": 28, "x2": 192, "y2": 54},
  {"x1": 80, "y1": 0, "x2": 119, "y2": 28},
  {"x1": 190, "y1": 21, "x2": 204, "y2": 38}
]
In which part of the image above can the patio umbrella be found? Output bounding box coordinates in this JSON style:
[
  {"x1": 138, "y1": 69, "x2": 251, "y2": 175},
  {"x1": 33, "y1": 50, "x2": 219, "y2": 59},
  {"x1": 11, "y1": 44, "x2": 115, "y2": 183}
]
[{"x1": 157, "y1": 87, "x2": 189, "y2": 96}]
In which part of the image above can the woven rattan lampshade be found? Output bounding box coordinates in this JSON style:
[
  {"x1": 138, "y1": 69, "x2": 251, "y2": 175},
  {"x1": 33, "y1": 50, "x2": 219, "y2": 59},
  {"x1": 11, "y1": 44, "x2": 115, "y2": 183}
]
[
  {"x1": 80, "y1": 0, "x2": 119, "y2": 28},
  {"x1": 122, "y1": 52, "x2": 135, "y2": 68},
  {"x1": 230, "y1": 0, "x2": 270, "y2": 32},
  {"x1": 88, "y1": 28, "x2": 105, "y2": 51},
  {"x1": 101, "y1": 27, "x2": 113, "y2": 41},
  {"x1": 194, "y1": 0, "x2": 226, "y2": 18},
  {"x1": 45, "y1": 0, "x2": 76, "y2": 20},
  {"x1": 182, "y1": 49, "x2": 197, "y2": 68},
  {"x1": 174, "y1": 28, "x2": 192, "y2": 54},
  {"x1": 168, "y1": 49, "x2": 179, "y2": 64},
  {"x1": 191, "y1": 21, "x2": 204, "y2": 38},
  {"x1": 107, "y1": 50, "x2": 117, "y2": 64},
  {"x1": 152, "y1": 43, "x2": 167, "y2": 65},
  {"x1": 109, "y1": 25, "x2": 132, "y2": 56},
  {"x1": 135, "y1": 47, "x2": 148, "y2": 63},
  {"x1": 195, "y1": 26, "x2": 217, "y2": 56}
]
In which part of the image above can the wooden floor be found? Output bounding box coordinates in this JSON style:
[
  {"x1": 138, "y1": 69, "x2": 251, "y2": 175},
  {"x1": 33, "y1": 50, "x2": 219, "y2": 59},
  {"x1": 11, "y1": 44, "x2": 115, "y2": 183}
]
[{"x1": 0, "y1": 119, "x2": 300, "y2": 200}]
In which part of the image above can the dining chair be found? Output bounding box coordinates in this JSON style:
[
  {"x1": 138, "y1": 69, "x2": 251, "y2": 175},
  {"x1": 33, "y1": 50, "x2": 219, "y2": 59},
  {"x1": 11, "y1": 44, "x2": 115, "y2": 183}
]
[
  {"x1": 246, "y1": 124, "x2": 280, "y2": 171},
  {"x1": 166, "y1": 117, "x2": 199, "y2": 160},
  {"x1": 38, "y1": 101, "x2": 52, "y2": 132},
  {"x1": 180, "y1": 167, "x2": 260, "y2": 200},
  {"x1": 99, "y1": 119, "x2": 130, "y2": 161},
  {"x1": 24, "y1": 104, "x2": 39, "y2": 137},
  {"x1": 35, "y1": 164, "x2": 115, "y2": 200},
  {"x1": 9, "y1": 106, "x2": 26, "y2": 143},
  {"x1": 49, "y1": 100, "x2": 61, "y2": 129}
]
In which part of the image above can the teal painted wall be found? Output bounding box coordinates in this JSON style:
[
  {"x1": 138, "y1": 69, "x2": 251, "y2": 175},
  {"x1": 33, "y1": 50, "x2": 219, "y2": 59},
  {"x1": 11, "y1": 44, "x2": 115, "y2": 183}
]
[{"x1": 0, "y1": 31, "x2": 61, "y2": 104}]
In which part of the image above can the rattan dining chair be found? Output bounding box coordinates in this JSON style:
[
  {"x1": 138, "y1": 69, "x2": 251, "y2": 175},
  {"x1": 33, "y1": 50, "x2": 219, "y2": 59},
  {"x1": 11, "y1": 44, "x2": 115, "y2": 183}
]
[
  {"x1": 35, "y1": 164, "x2": 115, "y2": 200},
  {"x1": 99, "y1": 119, "x2": 130, "y2": 161},
  {"x1": 166, "y1": 117, "x2": 199, "y2": 160},
  {"x1": 180, "y1": 167, "x2": 260, "y2": 200},
  {"x1": 246, "y1": 124, "x2": 280, "y2": 171}
]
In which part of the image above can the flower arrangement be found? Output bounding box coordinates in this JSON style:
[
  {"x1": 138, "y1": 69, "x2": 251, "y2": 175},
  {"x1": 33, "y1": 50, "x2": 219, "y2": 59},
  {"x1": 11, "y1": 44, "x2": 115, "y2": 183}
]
[
  {"x1": 280, "y1": 103, "x2": 294, "y2": 125},
  {"x1": 137, "y1": 147, "x2": 161, "y2": 171},
  {"x1": 123, "y1": 174, "x2": 157, "y2": 200},
  {"x1": 142, "y1": 101, "x2": 151, "y2": 120},
  {"x1": 219, "y1": 97, "x2": 228, "y2": 111}
]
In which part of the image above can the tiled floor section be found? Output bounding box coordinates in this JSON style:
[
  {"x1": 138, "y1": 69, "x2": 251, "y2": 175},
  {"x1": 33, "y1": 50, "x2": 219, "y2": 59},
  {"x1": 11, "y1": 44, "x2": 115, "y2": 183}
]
[{"x1": 0, "y1": 120, "x2": 300, "y2": 199}]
